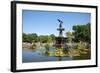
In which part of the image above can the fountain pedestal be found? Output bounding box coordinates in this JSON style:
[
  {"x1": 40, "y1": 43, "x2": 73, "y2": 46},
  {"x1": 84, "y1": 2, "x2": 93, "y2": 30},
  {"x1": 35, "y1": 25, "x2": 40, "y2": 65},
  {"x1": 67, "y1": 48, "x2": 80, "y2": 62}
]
[
  {"x1": 55, "y1": 37, "x2": 67, "y2": 48},
  {"x1": 54, "y1": 19, "x2": 67, "y2": 49}
]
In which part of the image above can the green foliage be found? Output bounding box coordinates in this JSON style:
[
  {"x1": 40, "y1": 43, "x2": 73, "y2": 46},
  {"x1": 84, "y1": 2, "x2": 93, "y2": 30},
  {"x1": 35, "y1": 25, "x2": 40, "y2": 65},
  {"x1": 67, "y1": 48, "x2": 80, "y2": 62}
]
[
  {"x1": 74, "y1": 42, "x2": 88, "y2": 50},
  {"x1": 23, "y1": 33, "x2": 55, "y2": 43},
  {"x1": 46, "y1": 36, "x2": 52, "y2": 43},
  {"x1": 66, "y1": 32, "x2": 74, "y2": 43},
  {"x1": 74, "y1": 42, "x2": 81, "y2": 49},
  {"x1": 39, "y1": 35, "x2": 55, "y2": 43},
  {"x1": 44, "y1": 44, "x2": 51, "y2": 56},
  {"x1": 22, "y1": 33, "x2": 38, "y2": 43},
  {"x1": 22, "y1": 33, "x2": 27, "y2": 42},
  {"x1": 73, "y1": 48, "x2": 91, "y2": 60},
  {"x1": 39, "y1": 35, "x2": 49, "y2": 43},
  {"x1": 72, "y1": 23, "x2": 91, "y2": 43},
  {"x1": 50, "y1": 34, "x2": 55, "y2": 42},
  {"x1": 45, "y1": 44, "x2": 50, "y2": 50}
]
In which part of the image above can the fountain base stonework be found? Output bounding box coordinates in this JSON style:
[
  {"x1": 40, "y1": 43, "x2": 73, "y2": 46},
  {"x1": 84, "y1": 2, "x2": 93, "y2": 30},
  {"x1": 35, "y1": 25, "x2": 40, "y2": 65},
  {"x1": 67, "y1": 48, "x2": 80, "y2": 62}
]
[{"x1": 55, "y1": 37, "x2": 67, "y2": 48}]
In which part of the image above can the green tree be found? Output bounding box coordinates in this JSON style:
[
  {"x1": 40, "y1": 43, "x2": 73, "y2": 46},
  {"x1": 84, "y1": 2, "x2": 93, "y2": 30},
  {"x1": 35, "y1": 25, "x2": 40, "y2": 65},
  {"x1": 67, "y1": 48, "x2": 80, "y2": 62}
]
[
  {"x1": 66, "y1": 32, "x2": 74, "y2": 43},
  {"x1": 22, "y1": 33, "x2": 27, "y2": 42},
  {"x1": 50, "y1": 34, "x2": 55, "y2": 42},
  {"x1": 73, "y1": 23, "x2": 91, "y2": 43},
  {"x1": 47, "y1": 36, "x2": 52, "y2": 43},
  {"x1": 31, "y1": 33, "x2": 38, "y2": 42},
  {"x1": 22, "y1": 33, "x2": 38, "y2": 43},
  {"x1": 39, "y1": 35, "x2": 46, "y2": 43},
  {"x1": 39, "y1": 35, "x2": 54, "y2": 43}
]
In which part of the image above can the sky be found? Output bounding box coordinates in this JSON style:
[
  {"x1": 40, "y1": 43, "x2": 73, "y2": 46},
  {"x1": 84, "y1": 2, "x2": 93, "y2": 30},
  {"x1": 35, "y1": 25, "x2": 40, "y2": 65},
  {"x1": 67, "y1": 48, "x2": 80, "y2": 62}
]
[{"x1": 22, "y1": 10, "x2": 91, "y2": 37}]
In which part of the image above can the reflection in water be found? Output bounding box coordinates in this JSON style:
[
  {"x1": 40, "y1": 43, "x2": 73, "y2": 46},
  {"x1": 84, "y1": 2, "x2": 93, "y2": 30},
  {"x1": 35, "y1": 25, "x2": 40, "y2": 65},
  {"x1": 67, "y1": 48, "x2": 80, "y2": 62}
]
[
  {"x1": 22, "y1": 43, "x2": 91, "y2": 63},
  {"x1": 22, "y1": 46, "x2": 73, "y2": 63}
]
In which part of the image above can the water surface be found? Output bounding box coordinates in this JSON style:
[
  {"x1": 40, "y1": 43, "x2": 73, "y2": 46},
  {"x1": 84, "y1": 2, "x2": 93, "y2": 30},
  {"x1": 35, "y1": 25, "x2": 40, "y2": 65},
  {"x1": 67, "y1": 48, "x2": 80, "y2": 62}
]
[{"x1": 22, "y1": 48, "x2": 72, "y2": 63}]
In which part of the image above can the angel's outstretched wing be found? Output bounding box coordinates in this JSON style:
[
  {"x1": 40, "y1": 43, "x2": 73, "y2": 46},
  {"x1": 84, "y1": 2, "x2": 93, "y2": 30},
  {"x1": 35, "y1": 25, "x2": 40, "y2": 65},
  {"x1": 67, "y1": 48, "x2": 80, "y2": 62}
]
[{"x1": 57, "y1": 19, "x2": 63, "y2": 23}]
